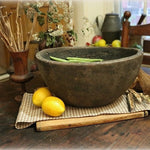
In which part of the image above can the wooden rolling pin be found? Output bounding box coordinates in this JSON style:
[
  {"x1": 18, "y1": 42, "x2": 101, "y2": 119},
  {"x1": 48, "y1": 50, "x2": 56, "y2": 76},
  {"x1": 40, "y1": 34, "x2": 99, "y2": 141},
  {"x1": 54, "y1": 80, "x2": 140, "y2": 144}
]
[{"x1": 36, "y1": 111, "x2": 148, "y2": 131}]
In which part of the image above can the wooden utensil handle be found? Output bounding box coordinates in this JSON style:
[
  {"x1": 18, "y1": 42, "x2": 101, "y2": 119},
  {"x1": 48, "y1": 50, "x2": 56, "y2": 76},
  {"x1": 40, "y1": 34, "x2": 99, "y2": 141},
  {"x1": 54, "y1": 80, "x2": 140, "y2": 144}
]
[
  {"x1": 137, "y1": 14, "x2": 146, "y2": 25},
  {"x1": 36, "y1": 111, "x2": 148, "y2": 131}
]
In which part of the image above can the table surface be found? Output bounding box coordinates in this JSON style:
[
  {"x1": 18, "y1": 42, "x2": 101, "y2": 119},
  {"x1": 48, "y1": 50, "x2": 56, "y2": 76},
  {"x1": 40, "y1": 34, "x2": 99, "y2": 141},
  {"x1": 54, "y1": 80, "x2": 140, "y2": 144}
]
[{"x1": 0, "y1": 67, "x2": 150, "y2": 150}]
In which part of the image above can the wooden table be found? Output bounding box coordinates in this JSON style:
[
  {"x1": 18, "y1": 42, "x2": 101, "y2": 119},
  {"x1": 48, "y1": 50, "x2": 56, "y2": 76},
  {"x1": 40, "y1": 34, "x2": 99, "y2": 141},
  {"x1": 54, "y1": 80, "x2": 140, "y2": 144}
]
[{"x1": 0, "y1": 67, "x2": 150, "y2": 149}]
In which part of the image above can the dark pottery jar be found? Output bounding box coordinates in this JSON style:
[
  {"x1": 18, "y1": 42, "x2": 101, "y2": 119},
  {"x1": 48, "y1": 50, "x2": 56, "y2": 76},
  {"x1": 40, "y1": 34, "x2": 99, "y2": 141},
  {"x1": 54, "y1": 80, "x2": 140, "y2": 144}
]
[{"x1": 101, "y1": 13, "x2": 121, "y2": 44}]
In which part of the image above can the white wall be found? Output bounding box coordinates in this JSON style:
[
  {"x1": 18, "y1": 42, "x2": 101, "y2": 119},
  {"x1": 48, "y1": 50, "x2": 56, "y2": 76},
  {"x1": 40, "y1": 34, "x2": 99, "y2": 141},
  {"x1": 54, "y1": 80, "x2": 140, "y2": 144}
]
[{"x1": 73, "y1": 0, "x2": 116, "y2": 46}]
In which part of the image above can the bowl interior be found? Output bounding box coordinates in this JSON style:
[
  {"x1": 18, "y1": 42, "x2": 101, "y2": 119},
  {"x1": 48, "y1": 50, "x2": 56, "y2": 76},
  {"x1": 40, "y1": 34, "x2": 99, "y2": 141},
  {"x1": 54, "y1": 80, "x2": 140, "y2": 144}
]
[{"x1": 39, "y1": 47, "x2": 139, "y2": 62}]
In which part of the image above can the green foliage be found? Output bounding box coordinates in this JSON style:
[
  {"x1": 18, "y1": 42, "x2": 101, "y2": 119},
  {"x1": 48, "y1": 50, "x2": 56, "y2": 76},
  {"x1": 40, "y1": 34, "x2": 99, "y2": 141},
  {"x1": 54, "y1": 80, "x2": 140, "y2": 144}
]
[
  {"x1": 38, "y1": 31, "x2": 45, "y2": 40},
  {"x1": 24, "y1": 3, "x2": 45, "y2": 26},
  {"x1": 132, "y1": 43, "x2": 143, "y2": 51},
  {"x1": 37, "y1": 16, "x2": 45, "y2": 26},
  {"x1": 49, "y1": 0, "x2": 53, "y2": 6},
  {"x1": 31, "y1": 4, "x2": 40, "y2": 13},
  {"x1": 38, "y1": 31, "x2": 64, "y2": 47},
  {"x1": 47, "y1": 12, "x2": 60, "y2": 23},
  {"x1": 67, "y1": 30, "x2": 77, "y2": 41},
  {"x1": 24, "y1": 1, "x2": 77, "y2": 48}
]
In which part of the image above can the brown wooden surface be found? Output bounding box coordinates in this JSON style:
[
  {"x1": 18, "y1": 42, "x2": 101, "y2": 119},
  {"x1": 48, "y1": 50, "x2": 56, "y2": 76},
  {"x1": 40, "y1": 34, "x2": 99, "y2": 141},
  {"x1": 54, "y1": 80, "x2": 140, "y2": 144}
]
[
  {"x1": 121, "y1": 11, "x2": 150, "y2": 65},
  {"x1": 36, "y1": 111, "x2": 148, "y2": 131},
  {"x1": 129, "y1": 24, "x2": 150, "y2": 36},
  {"x1": 143, "y1": 53, "x2": 150, "y2": 65},
  {"x1": 121, "y1": 12, "x2": 131, "y2": 47},
  {"x1": 143, "y1": 39, "x2": 150, "y2": 53},
  {"x1": 0, "y1": 68, "x2": 150, "y2": 149}
]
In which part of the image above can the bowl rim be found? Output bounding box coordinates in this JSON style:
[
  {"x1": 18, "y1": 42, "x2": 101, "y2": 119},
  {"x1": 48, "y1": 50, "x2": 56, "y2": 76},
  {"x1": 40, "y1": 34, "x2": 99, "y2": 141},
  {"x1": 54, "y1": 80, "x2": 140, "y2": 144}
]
[{"x1": 35, "y1": 46, "x2": 143, "y2": 66}]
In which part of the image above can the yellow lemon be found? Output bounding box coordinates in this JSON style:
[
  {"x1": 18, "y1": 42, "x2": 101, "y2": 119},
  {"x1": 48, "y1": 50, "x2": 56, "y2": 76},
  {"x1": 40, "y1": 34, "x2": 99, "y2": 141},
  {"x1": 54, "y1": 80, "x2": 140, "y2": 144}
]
[
  {"x1": 94, "y1": 39, "x2": 106, "y2": 47},
  {"x1": 32, "y1": 87, "x2": 51, "y2": 107},
  {"x1": 42, "y1": 96, "x2": 65, "y2": 117},
  {"x1": 112, "y1": 40, "x2": 121, "y2": 47}
]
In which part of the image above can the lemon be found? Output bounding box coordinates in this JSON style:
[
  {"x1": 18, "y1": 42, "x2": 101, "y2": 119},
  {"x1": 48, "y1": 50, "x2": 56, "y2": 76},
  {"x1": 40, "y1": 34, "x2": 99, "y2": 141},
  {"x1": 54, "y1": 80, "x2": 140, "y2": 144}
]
[
  {"x1": 42, "y1": 96, "x2": 65, "y2": 117},
  {"x1": 94, "y1": 39, "x2": 106, "y2": 47},
  {"x1": 32, "y1": 87, "x2": 51, "y2": 107},
  {"x1": 112, "y1": 40, "x2": 121, "y2": 47}
]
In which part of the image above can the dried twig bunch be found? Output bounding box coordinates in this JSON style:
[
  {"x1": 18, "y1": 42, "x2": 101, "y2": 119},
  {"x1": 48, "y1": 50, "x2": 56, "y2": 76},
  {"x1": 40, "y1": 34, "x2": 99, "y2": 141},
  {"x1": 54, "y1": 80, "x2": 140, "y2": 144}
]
[
  {"x1": 127, "y1": 69, "x2": 150, "y2": 112},
  {"x1": 126, "y1": 88, "x2": 150, "y2": 112},
  {"x1": 131, "y1": 69, "x2": 150, "y2": 95},
  {"x1": 0, "y1": 2, "x2": 37, "y2": 52}
]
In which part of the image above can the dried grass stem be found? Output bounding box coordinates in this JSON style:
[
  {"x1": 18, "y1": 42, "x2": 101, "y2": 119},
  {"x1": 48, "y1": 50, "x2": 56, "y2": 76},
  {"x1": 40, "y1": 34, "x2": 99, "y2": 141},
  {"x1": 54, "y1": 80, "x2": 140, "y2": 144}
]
[{"x1": 0, "y1": 2, "x2": 36, "y2": 52}]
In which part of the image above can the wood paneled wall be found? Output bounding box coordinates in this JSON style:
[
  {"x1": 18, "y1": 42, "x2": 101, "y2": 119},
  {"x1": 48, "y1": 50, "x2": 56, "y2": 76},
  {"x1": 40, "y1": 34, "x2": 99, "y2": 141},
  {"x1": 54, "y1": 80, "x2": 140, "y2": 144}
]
[
  {"x1": 0, "y1": 1, "x2": 49, "y2": 69},
  {"x1": 0, "y1": 1, "x2": 49, "y2": 41},
  {"x1": 0, "y1": 1, "x2": 72, "y2": 69}
]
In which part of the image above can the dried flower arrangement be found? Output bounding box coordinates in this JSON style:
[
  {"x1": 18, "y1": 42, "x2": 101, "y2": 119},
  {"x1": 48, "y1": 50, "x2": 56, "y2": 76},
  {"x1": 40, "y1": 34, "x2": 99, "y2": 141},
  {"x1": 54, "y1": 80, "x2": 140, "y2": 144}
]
[
  {"x1": 24, "y1": 0, "x2": 77, "y2": 50},
  {"x1": 0, "y1": 2, "x2": 37, "y2": 52}
]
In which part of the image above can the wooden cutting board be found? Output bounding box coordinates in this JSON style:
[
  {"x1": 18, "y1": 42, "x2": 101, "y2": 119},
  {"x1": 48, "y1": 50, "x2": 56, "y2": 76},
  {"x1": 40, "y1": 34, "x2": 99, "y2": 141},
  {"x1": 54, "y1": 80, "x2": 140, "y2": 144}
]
[{"x1": 36, "y1": 111, "x2": 149, "y2": 131}]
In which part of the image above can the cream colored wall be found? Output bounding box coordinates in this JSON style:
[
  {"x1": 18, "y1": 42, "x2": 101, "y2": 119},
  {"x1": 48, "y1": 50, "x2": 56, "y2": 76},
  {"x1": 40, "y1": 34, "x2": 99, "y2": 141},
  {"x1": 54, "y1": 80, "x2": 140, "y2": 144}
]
[{"x1": 73, "y1": 0, "x2": 116, "y2": 46}]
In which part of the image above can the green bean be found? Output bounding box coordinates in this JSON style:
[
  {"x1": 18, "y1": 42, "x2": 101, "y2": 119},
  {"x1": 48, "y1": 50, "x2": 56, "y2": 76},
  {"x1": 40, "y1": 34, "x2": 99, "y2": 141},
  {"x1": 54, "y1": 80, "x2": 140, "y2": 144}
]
[
  {"x1": 66, "y1": 57, "x2": 103, "y2": 62},
  {"x1": 50, "y1": 56, "x2": 103, "y2": 63},
  {"x1": 50, "y1": 56, "x2": 68, "y2": 62},
  {"x1": 67, "y1": 59, "x2": 102, "y2": 63}
]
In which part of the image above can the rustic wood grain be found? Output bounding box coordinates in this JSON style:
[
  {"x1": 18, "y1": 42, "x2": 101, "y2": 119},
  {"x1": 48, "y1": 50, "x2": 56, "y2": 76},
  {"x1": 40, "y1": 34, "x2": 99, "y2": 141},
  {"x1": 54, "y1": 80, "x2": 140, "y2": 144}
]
[
  {"x1": 0, "y1": 70, "x2": 150, "y2": 149},
  {"x1": 121, "y1": 11, "x2": 150, "y2": 65},
  {"x1": 36, "y1": 111, "x2": 148, "y2": 131},
  {"x1": 143, "y1": 53, "x2": 150, "y2": 65}
]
